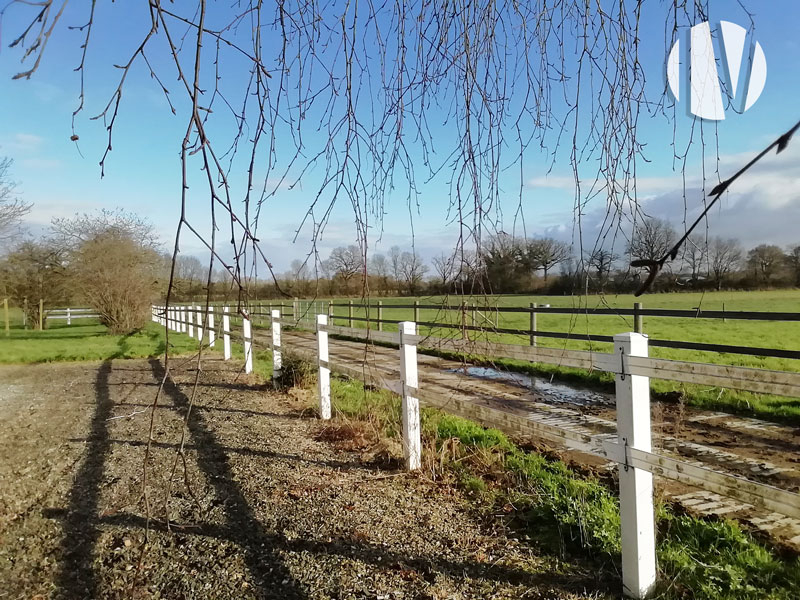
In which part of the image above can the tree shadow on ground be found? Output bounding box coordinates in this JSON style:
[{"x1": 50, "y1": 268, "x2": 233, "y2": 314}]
[
  {"x1": 54, "y1": 359, "x2": 113, "y2": 599},
  {"x1": 98, "y1": 512, "x2": 606, "y2": 596},
  {"x1": 66, "y1": 436, "x2": 385, "y2": 473},
  {"x1": 148, "y1": 358, "x2": 307, "y2": 599}
]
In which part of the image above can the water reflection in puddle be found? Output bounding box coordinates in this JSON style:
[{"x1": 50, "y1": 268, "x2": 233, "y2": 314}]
[{"x1": 446, "y1": 366, "x2": 612, "y2": 407}]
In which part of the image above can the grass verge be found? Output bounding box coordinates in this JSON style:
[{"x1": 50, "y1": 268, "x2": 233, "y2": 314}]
[
  {"x1": 0, "y1": 320, "x2": 202, "y2": 364},
  {"x1": 301, "y1": 368, "x2": 800, "y2": 600}
]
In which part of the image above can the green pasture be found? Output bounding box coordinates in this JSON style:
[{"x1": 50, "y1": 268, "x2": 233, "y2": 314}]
[
  {"x1": 0, "y1": 317, "x2": 201, "y2": 364},
  {"x1": 324, "y1": 290, "x2": 800, "y2": 365},
  {"x1": 317, "y1": 290, "x2": 800, "y2": 423}
]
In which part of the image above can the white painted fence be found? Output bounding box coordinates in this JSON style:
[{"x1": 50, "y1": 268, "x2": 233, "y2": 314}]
[
  {"x1": 151, "y1": 303, "x2": 800, "y2": 599},
  {"x1": 47, "y1": 307, "x2": 99, "y2": 325}
]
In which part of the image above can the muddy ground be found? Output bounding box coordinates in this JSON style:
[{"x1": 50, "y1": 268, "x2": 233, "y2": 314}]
[
  {"x1": 269, "y1": 330, "x2": 800, "y2": 550},
  {"x1": 0, "y1": 358, "x2": 609, "y2": 600}
]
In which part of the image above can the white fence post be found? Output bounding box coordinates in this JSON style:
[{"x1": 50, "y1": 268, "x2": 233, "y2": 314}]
[
  {"x1": 399, "y1": 321, "x2": 421, "y2": 471},
  {"x1": 614, "y1": 332, "x2": 656, "y2": 599},
  {"x1": 271, "y1": 309, "x2": 282, "y2": 380},
  {"x1": 223, "y1": 306, "x2": 231, "y2": 360},
  {"x1": 66, "y1": 307, "x2": 71, "y2": 326},
  {"x1": 208, "y1": 306, "x2": 215, "y2": 347},
  {"x1": 196, "y1": 305, "x2": 203, "y2": 342},
  {"x1": 317, "y1": 314, "x2": 331, "y2": 419},
  {"x1": 187, "y1": 306, "x2": 194, "y2": 338},
  {"x1": 243, "y1": 312, "x2": 253, "y2": 374},
  {"x1": 180, "y1": 306, "x2": 186, "y2": 333}
]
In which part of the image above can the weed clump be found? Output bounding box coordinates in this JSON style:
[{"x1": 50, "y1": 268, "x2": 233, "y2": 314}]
[{"x1": 273, "y1": 351, "x2": 316, "y2": 389}]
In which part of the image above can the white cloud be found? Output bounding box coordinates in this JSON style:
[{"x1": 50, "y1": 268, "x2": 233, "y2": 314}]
[
  {"x1": 20, "y1": 158, "x2": 63, "y2": 171},
  {"x1": 0, "y1": 132, "x2": 45, "y2": 155}
]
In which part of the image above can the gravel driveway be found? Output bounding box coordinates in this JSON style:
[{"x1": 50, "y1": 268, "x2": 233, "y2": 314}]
[{"x1": 0, "y1": 358, "x2": 608, "y2": 599}]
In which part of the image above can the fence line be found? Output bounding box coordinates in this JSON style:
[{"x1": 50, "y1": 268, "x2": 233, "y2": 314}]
[
  {"x1": 153, "y1": 303, "x2": 800, "y2": 598},
  {"x1": 318, "y1": 300, "x2": 800, "y2": 361}
]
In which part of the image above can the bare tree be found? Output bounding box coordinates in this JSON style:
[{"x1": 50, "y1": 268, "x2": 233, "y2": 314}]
[
  {"x1": 328, "y1": 246, "x2": 364, "y2": 290},
  {"x1": 71, "y1": 231, "x2": 162, "y2": 333},
  {"x1": 708, "y1": 238, "x2": 742, "y2": 290},
  {"x1": 50, "y1": 211, "x2": 162, "y2": 332},
  {"x1": 628, "y1": 217, "x2": 676, "y2": 263},
  {"x1": 388, "y1": 246, "x2": 403, "y2": 288},
  {"x1": 398, "y1": 251, "x2": 428, "y2": 295},
  {"x1": 523, "y1": 238, "x2": 571, "y2": 281},
  {"x1": 431, "y1": 252, "x2": 456, "y2": 289},
  {"x1": 682, "y1": 234, "x2": 707, "y2": 283},
  {"x1": 368, "y1": 253, "x2": 390, "y2": 295},
  {"x1": 747, "y1": 244, "x2": 785, "y2": 283},
  {"x1": 52, "y1": 208, "x2": 159, "y2": 251},
  {"x1": 174, "y1": 254, "x2": 205, "y2": 298},
  {"x1": 588, "y1": 249, "x2": 618, "y2": 287},
  {"x1": 0, "y1": 158, "x2": 31, "y2": 248}
]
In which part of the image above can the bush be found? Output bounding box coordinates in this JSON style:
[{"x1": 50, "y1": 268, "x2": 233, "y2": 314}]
[{"x1": 71, "y1": 232, "x2": 161, "y2": 334}]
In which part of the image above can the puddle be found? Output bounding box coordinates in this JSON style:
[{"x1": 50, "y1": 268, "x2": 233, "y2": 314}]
[{"x1": 446, "y1": 366, "x2": 612, "y2": 407}]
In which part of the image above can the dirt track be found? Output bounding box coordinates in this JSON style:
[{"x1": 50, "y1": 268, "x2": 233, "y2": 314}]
[
  {"x1": 0, "y1": 358, "x2": 607, "y2": 600},
  {"x1": 268, "y1": 329, "x2": 800, "y2": 550}
]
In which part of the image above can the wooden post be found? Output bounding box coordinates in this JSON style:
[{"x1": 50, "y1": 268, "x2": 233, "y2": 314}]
[
  {"x1": 529, "y1": 303, "x2": 537, "y2": 347},
  {"x1": 207, "y1": 307, "x2": 215, "y2": 347},
  {"x1": 377, "y1": 300, "x2": 383, "y2": 331},
  {"x1": 471, "y1": 303, "x2": 476, "y2": 328},
  {"x1": 243, "y1": 312, "x2": 253, "y2": 374},
  {"x1": 3, "y1": 298, "x2": 9, "y2": 337},
  {"x1": 222, "y1": 306, "x2": 231, "y2": 360},
  {"x1": 39, "y1": 299, "x2": 43, "y2": 331},
  {"x1": 614, "y1": 332, "x2": 656, "y2": 599},
  {"x1": 460, "y1": 301, "x2": 467, "y2": 340},
  {"x1": 722, "y1": 302, "x2": 726, "y2": 323},
  {"x1": 399, "y1": 321, "x2": 421, "y2": 471},
  {"x1": 414, "y1": 300, "x2": 420, "y2": 324},
  {"x1": 348, "y1": 299, "x2": 353, "y2": 328},
  {"x1": 271, "y1": 309, "x2": 282, "y2": 380},
  {"x1": 633, "y1": 302, "x2": 643, "y2": 334},
  {"x1": 327, "y1": 301, "x2": 334, "y2": 323},
  {"x1": 293, "y1": 297, "x2": 299, "y2": 324},
  {"x1": 317, "y1": 314, "x2": 331, "y2": 420}
]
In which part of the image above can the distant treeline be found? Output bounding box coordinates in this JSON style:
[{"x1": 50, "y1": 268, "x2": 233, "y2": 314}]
[{"x1": 166, "y1": 218, "x2": 800, "y2": 301}]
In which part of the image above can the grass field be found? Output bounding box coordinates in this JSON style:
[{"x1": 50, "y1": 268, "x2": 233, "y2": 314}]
[
  {"x1": 0, "y1": 314, "x2": 201, "y2": 364},
  {"x1": 317, "y1": 290, "x2": 800, "y2": 423}
]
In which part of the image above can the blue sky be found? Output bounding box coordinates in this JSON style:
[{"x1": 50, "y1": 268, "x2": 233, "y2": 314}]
[{"x1": 1, "y1": 1, "x2": 800, "y2": 272}]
